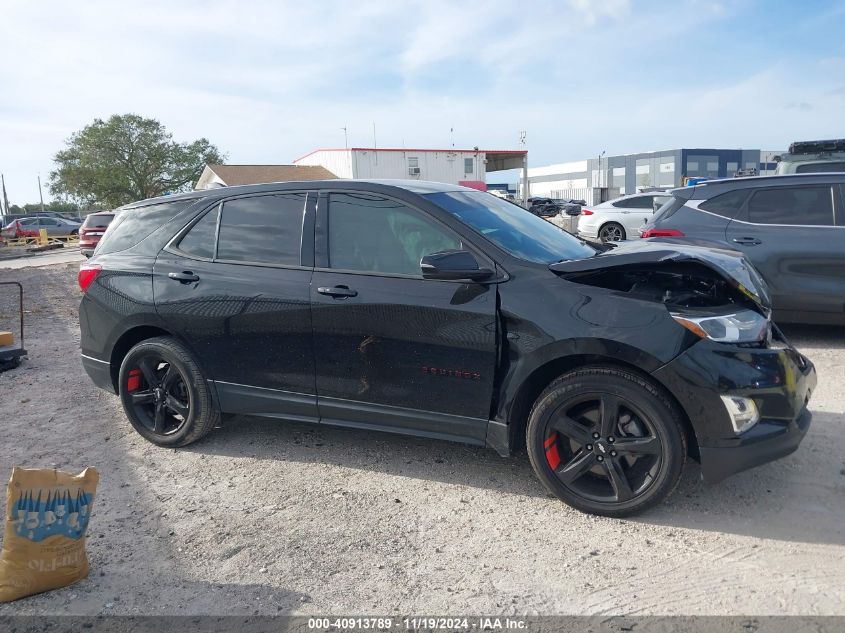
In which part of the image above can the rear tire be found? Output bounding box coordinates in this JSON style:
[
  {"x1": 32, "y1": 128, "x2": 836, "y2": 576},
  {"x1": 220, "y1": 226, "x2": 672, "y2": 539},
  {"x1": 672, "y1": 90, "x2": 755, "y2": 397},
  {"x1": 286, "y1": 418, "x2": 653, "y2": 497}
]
[
  {"x1": 598, "y1": 222, "x2": 626, "y2": 242},
  {"x1": 526, "y1": 366, "x2": 686, "y2": 517},
  {"x1": 118, "y1": 336, "x2": 219, "y2": 447}
]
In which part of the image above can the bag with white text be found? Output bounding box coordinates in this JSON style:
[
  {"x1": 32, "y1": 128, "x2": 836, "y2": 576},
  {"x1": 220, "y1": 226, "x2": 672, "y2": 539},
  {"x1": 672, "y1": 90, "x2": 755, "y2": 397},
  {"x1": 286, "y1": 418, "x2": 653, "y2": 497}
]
[{"x1": 0, "y1": 467, "x2": 99, "y2": 602}]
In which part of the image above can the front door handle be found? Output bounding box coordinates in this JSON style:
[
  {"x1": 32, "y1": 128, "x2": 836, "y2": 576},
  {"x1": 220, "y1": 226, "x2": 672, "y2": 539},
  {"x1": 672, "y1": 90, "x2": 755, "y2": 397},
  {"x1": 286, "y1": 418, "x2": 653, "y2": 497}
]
[
  {"x1": 732, "y1": 237, "x2": 762, "y2": 246},
  {"x1": 168, "y1": 271, "x2": 200, "y2": 283},
  {"x1": 317, "y1": 285, "x2": 358, "y2": 298}
]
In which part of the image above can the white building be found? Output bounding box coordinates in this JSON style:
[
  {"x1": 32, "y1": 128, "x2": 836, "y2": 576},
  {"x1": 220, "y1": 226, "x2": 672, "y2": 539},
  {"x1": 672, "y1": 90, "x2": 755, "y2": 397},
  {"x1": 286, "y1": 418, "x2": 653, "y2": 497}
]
[{"x1": 293, "y1": 147, "x2": 528, "y2": 196}]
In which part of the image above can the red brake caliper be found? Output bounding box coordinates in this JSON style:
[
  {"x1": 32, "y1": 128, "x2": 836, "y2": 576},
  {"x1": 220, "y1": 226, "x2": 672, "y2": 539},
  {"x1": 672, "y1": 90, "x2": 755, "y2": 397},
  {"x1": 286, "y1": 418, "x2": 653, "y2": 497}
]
[
  {"x1": 126, "y1": 368, "x2": 141, "y2": 392},
  {"x1": 544, "y1": 432, "x2": 561, "y2": 470}
]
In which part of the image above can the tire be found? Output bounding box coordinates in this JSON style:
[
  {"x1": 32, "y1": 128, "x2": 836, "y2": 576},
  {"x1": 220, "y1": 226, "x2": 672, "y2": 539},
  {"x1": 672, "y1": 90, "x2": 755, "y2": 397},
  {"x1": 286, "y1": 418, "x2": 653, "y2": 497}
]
[
  {"x1": 526, "y1": 366, "x2": 686, "y2": 517},
  {"x1": 598, "y1": 222, "x2": 626, "y2": 242},
  {"x1": 118, "y1": 336, "x2": 219, "y2": 447}
]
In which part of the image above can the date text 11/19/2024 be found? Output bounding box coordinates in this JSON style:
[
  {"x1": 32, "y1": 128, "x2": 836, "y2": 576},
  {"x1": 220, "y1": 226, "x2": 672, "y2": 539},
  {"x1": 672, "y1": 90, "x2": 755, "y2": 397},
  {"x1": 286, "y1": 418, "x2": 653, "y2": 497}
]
[{"x1": 307, "y1": 617, "x2": 528, "y2": 630}]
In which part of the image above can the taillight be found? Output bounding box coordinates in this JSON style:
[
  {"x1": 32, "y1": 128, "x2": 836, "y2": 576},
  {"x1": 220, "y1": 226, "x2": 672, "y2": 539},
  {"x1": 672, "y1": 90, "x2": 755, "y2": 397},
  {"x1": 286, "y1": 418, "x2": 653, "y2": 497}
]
[
  {"x1": 640, "y1": 228, "x2": 685, "y2": 238},
  {"x1": 580, "y1": 209, "x2": 594, "y2": 215},
  {"x1": 78, "y1": 263, "x2": 102, "y2": 292}
]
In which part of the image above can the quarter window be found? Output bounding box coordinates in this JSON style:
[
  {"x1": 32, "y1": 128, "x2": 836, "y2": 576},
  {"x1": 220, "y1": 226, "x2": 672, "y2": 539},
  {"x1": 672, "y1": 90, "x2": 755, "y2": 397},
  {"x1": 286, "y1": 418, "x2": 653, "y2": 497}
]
[
  {"x1": 98, "y1": 200, "x2": 191, "y2": 255},
  {"x1": 746, "y1": 186, "x2": 834, "y2": 226},
  {"x1": 699, "y1": 189, "x2": 750, "y2": 218},
  {"x1": 328, "y1": 193, "x2": 460, "y2": 276},
  {"x1": 216, "y1": 194, "x2": 305, "y2": 265},
  {"x1": 176, "y1": 206, "x2": 219, "y2": 260}
]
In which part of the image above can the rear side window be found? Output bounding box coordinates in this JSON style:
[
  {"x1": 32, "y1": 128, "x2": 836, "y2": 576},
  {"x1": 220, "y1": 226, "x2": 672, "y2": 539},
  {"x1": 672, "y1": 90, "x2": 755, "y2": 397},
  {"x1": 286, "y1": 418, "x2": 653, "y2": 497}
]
[
  {"x1": 746, "y1": 186, "x2": 834, "y2": 226},
  {"x1": 176, "y1": 206, "x2": 220, "y2": 260},
  {"x1": 82, "y1": 214, "x2": 114, "y2": 229},
  {"x1": 699, "y1": 189, "x2": 750, "y2": 218},
  {"x1": 652, "y1": 196, "x2": 685, "y2": 222},
  {"x1": 612, "y1": 196, "x2": 654, "y2": 209},
  {"x1": 98, "y1": 200, "x2": 191, "y2": 255},
  {"x1": 216, "y1": 194, "x2": 305, "y2": 266},
  {"x1": 795, "y1": 162, "x2": 845, "y2": 173}
]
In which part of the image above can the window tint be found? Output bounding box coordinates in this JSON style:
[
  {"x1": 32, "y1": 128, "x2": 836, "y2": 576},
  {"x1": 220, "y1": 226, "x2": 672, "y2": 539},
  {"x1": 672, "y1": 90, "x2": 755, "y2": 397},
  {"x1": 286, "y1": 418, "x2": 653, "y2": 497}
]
[
  {"x1": 747, "y1": 186, "x2": 834, "y2": 226},
  {"x1": 82, "y1": 214, "x2": 114, "y2": 229},
  {"x1": 426, "y1": 191, "x2": 596, "y2": 264},
  {"x1": 216, "y1": 194, "x2": 305, "y2": 265},
  {"x1": 328, "y1": 193, "x2": 460, "y2": 275},
  {"x1": 652, "y1": 196, "x2": 685, "y2": 222},
  {"x1": 176, "y1": 206, "x2": 219, "y2": 260},
  {"x1": 39, "y1": 218, "x2": 59, "y2": 226},
  {"x1": 612, "y1": 196, "x2": 653, "y2": 209},
  {"x1": 795, "y1": 162, "x2": 845, "y2": 173},
  {"x1": 699, "y1": 189, "x2": 750, "y2": 218},
  {"x1": 98, "y1": 200, "x2": 191, "y2": 254}
]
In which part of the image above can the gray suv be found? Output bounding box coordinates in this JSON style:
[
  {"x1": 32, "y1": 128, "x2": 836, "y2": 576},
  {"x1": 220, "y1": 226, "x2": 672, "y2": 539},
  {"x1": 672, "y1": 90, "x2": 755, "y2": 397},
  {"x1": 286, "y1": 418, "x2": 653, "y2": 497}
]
[{"x1": 640, "y1": 174, "x2": 845, "y2": 325}]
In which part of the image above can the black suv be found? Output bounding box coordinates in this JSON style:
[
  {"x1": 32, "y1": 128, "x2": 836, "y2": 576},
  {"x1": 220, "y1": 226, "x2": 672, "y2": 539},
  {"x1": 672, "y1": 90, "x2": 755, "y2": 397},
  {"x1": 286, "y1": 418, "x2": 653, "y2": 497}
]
[{"x1": 79, "y1": 180, "x2": 816, "y2": 516}]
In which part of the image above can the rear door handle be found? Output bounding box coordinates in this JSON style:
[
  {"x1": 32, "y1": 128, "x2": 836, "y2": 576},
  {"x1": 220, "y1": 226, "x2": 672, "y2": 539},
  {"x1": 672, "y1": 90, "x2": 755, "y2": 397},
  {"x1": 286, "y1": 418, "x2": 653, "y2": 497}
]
[
  {"x1": 317, "y1": 285, "x2": 358, "y2": 298},
  {"x1": 732, "y1": 237, "x2": 762, "y2": 246},
  {"x1": 168, "y1": 271, "x2": 200, "y2": 283}
]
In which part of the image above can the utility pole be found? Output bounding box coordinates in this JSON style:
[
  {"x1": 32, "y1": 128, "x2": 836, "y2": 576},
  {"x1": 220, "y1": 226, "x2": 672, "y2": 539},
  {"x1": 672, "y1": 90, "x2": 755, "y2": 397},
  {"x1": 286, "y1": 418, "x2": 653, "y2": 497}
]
[
  {"x1": 0, "y1": 173, "x2": 7, "y2": 217},
  {"x1": 37, "y1": 174, "x2": 45, "y2": 212},
  {"x1": 372, "y1": 122, "x2": 377, "y2": 165}
]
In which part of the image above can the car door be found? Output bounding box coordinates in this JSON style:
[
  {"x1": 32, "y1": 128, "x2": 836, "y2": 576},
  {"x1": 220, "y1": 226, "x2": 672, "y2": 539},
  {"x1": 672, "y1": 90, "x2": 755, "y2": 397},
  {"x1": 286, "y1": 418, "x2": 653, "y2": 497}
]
[
  {"x1": 725, "y1": 183, "x2": 844, "y2": 317},
  {"x1": 616, "y1": 195, "x2": 656, "y2": 237},
  {"x1": 153, "y1": 191, "x2": 319, "y2": 421},
  {"x1": 310, "y1": 190, "x2": 498, "y2": 445},
  {"x1": 38, "y1": 217, "x2": 60, "y2": 235}
]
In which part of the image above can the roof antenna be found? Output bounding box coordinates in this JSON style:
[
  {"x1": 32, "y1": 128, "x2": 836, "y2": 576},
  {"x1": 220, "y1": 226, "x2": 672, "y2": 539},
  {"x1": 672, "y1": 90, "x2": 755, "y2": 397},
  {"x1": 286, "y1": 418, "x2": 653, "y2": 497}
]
[{"x1": 451, "y1": 127, "x2": 454, "y2": 148}]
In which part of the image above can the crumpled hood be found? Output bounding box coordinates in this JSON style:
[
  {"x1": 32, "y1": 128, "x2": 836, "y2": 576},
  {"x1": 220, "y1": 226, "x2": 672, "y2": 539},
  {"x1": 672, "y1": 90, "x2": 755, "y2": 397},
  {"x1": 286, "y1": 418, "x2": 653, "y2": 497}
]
[{"x1": 550, "y1": 238, "x2": 772, "y2": 310}]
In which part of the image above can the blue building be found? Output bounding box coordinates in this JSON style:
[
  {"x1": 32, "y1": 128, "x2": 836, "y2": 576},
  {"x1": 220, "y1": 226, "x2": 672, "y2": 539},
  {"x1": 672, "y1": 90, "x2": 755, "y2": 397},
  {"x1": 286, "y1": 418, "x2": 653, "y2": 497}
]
[{"x1": 527, "y1": 147, "x2": 781, "y2": 204}]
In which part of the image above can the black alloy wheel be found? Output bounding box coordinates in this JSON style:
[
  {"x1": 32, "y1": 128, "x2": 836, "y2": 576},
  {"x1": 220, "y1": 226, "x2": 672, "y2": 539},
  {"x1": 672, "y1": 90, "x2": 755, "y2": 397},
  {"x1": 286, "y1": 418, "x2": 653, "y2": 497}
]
[
  {"x1": 527, "y1": 367, "x2": 686, "y2": 516},
  {"x1": 126, "y1": 355, "x2": 191, "y2": 436},
  {"x1": 119, "y1": 336, "x2": 219, "y2": 447}
]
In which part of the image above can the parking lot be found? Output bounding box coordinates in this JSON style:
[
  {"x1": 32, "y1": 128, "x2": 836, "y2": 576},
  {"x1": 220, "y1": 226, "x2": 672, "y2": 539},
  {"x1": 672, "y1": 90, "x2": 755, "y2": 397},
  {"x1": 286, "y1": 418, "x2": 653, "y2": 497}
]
[{"x1": 0, "y1": 261, "x2": 843, "y2": 616}]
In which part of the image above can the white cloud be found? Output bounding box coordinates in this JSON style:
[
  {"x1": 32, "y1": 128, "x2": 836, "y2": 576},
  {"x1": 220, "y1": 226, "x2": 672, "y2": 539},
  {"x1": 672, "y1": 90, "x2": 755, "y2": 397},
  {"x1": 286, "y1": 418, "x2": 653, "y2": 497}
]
[{"x1": 0, "y1": 0, "x2": 841, "y2": 203}]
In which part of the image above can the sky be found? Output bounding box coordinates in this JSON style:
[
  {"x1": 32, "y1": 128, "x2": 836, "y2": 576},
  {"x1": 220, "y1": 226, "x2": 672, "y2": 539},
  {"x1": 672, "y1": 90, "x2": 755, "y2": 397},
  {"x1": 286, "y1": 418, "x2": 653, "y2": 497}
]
[{"x1": 1, "y1": 0, "x2": 844, "y2": 203}]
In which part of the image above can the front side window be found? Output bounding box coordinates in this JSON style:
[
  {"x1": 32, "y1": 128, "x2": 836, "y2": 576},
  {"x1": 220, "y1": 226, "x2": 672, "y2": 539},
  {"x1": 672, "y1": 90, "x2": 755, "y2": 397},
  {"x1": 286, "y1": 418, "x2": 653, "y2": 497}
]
[
  {"x1": 328, "y1": 193, "x2": 460, "y2": 276},
  {"x1": 699, "y1": 189, "x2": 750, "y2": 218},
  {"x1": 216, "y1": 194, "x2": 305, "y2": 265},
  {"x1": 746, "y1": 186, "x2": 833, "y2": 226},
  {"x1": 426, "y1": 191, "x2": 596, "y2": 264},
  {"x1": 795, "y1": 162, "x2": 845, "y2": 173}
]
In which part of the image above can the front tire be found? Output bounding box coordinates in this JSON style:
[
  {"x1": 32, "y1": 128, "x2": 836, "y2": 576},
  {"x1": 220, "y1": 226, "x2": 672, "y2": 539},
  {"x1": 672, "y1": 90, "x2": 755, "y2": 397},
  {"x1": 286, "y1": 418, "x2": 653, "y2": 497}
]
[
  {"x1": 118, "y1": 336, "x2": 219, "y2": 447},
  {"x1": 526, "y1": 367, "x2": 686, "y2": 517}
]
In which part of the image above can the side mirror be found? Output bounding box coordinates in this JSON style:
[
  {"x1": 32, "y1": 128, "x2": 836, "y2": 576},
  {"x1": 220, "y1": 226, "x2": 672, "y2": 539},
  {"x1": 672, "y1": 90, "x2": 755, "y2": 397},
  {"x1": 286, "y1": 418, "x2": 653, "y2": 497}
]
[{"x1": 420, "y1": 250, "x2": 494, "y2": 281}]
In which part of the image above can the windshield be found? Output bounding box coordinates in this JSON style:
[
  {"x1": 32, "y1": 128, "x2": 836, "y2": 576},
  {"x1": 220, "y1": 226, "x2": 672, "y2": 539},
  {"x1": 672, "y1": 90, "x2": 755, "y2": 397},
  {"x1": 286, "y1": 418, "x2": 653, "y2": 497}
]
[{"x1": 425, "y1": 191, "x2": 596, "y2": 264}]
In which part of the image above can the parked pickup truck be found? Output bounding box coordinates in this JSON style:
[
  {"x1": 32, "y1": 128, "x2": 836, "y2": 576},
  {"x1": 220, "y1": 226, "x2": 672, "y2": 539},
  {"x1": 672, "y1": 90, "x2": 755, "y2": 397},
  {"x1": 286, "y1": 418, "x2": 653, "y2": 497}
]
[{"x1": 78, "y1": 180, "x2": 816, "y2": 516}]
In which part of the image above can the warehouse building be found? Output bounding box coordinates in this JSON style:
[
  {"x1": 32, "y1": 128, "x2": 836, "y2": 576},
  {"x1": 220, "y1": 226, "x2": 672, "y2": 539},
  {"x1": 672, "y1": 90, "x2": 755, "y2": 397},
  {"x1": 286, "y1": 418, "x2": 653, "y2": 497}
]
[
  {"x1": 526, "y1": 148, "x2": 781, "y2": 204},
  {"x1": 293, "y1": 147, "x2": 529, "y2": 197}
]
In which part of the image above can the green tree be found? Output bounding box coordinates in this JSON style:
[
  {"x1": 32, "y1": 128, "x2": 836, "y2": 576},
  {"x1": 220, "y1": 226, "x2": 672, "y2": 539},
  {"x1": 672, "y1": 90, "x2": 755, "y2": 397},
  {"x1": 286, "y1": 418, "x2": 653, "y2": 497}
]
[{"x1": 50, "y1": 114, "x2": 224, "y2": 208}]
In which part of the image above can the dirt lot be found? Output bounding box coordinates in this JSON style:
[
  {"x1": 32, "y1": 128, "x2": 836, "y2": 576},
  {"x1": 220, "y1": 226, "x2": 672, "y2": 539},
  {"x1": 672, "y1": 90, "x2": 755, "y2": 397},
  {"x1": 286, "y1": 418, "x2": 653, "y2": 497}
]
[{"x1": 0, "y1": 263, "x2": 843, "y2": 616}]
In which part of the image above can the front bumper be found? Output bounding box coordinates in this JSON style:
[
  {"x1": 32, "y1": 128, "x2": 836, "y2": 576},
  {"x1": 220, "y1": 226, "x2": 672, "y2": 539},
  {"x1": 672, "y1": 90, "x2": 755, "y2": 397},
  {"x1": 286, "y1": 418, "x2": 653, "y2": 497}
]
[{"x1": 653, "y1": 332, "x2": 816, "y2": 483}]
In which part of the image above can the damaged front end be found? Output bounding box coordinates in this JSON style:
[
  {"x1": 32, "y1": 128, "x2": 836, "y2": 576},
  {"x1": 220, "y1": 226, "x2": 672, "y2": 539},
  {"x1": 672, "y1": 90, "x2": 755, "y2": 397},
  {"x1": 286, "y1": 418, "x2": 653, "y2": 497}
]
[
  {"x1": 551, "y1": 240, "x2": 816, "y2": 482},
  {"x1": 550, "y1": 240, "x2": 772, "y2": 346}
]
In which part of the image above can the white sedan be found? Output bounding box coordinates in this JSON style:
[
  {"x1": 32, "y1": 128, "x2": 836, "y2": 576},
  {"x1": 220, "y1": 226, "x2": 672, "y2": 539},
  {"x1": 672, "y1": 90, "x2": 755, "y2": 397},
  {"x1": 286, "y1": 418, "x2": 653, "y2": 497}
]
[{"x1": 577, "y1": 192, "x2": 672, "y2": 242}]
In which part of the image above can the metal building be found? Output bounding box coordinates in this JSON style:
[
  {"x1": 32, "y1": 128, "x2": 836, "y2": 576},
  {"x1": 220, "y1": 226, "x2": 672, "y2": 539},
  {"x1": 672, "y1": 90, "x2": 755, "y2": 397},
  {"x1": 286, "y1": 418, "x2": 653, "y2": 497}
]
[
  {"x1": 526, "y1": 148, "x2": 782, "y2": 204},
  {"x1": 294, "y1": 147, "x2": 529, "y2": 199}
]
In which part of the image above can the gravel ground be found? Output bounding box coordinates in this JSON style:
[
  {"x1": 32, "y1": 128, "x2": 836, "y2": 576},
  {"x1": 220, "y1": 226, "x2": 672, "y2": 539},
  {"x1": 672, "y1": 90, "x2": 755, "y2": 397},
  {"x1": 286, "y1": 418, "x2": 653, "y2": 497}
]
[{"x1": 0, "y1": 263, "x2": 843, "y2": 616}]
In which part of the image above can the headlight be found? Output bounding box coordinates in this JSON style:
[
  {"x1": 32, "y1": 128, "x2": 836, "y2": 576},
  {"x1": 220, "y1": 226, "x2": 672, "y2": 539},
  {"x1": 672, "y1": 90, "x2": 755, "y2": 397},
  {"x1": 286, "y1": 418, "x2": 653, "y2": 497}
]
[{"x1": 670, "y1": 309, "x2": 768, "y2": 343}]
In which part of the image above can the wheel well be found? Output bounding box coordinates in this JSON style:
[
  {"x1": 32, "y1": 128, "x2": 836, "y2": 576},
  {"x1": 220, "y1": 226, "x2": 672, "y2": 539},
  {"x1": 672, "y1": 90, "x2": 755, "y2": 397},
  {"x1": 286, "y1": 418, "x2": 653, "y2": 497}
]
[
  {"x1": 109, "y1": 325, "x2": 171, "y2": 390},
  {"x1": 506, "y1": 354, "x2": 699, "y2": 459}
]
